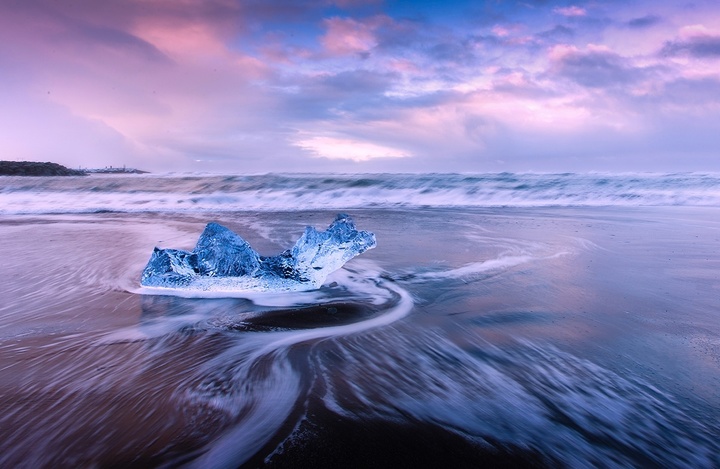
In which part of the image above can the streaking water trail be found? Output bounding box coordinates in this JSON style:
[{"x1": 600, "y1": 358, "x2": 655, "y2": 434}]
[
  {"x1": 98, "y1": 260, "x2": 413, "y2": 468},
  {"x1": 2, "y1": 206, "x2": 720, "y2": 467},
  {"x1": 185, "y1": 277, "x2": 412, "y2": 468},
  {"x1": 316, "y1": 330, "x2": 719, "y2": 468}
]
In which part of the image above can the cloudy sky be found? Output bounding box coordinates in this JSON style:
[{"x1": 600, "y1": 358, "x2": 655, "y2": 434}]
[{"x1": 1, "y1": 0, "x2": 719, "y2": 173}]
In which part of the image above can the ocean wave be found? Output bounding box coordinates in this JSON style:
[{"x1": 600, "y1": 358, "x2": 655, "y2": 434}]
[{"x1": 2, "y1": 172, "x2": 720, "y2": 214}]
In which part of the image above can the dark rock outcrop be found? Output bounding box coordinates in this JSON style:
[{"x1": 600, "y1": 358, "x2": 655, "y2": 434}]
[{"x1": 0, "y1": 161, "x2": 86, "y2": 176}]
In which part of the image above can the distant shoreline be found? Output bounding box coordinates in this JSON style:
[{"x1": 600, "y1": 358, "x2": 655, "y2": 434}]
[
  {"x1": 84, "y1": 167, "x2": 149, "y2": 174},
  {"x1": 0, "y1": 161, "x2": 147, "y2": 176}
]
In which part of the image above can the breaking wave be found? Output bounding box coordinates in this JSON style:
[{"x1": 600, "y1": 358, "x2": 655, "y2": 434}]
[{"x1": 2, "y1": 172, "x2": 720, "y2": 214}]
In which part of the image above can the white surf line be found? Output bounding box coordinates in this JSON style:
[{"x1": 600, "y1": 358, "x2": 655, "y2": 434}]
[
  {"x1": 133, "y1": 284, "x2": 329, "y2": 307},
  {"x1": 410, "y1": 251, "x2": 571, "y2": 281},
  {"x1": 249, "y1": 278, "x2": 413, "y2": 358}
]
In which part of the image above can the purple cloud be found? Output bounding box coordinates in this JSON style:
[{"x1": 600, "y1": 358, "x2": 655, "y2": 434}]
[
  {"x1": 662, "y1": 27, "x2": 720, "y2": 57},
  {"x1": 626, "y1": 14, "x2": 662, "y2": 28},
  {"x1": 549, "y1": 44, "x2": 651, "y2": 88}
]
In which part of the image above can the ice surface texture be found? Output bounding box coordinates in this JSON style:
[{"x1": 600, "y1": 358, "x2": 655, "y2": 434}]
[{"x1": 140, "y1": 214, "x2": 376, "y2": 292}]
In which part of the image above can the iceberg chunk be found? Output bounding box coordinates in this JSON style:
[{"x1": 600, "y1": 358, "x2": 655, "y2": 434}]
[
  {"x1": 193, "y1": 222, "x2": 260, "y2": 277},
  {"x1": 140, "y1": 214, "x2": 376, "y2": 292}
]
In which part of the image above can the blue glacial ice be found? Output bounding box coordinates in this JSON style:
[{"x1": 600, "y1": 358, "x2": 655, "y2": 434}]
[{"x1": 140, "y1": 214, "x2": 376, "y2": 292}]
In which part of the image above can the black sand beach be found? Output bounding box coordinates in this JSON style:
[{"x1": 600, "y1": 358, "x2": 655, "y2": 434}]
[{"x1": 1, "y1": 207, "x2": 719, "y2": 467}]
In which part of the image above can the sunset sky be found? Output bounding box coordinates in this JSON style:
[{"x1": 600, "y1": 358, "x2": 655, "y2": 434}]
[{"x1": 2, "y1": 0, "x2": 720, "y2": 173}]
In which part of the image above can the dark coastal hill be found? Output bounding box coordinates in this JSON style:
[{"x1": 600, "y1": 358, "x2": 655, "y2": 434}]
[
  {"x1": 0, "y1": 161, "x2": 148, "y2": 176},
  {"x1": 0, "y1": 161, "x2": 86, "y2": 176}
]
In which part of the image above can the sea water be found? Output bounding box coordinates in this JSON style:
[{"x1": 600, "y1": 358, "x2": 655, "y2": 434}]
[
  {"x1": 0, "y1": 173, "x2": 719, "y2": 467},
  {"x1": 2, "y1": 172, "x2": 720, "y2": 215}
]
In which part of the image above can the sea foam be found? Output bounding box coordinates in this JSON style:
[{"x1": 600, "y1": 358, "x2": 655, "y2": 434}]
[{"x1": 2, "y1": 172, "x2": 720, "y2": 215}]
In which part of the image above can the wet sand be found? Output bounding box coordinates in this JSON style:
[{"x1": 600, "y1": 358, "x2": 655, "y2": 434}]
[{"x1": 1, "y1": 208, "x2": 719, "y2": 467}]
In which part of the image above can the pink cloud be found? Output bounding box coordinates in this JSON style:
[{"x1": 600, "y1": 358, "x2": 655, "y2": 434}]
[
  {"x1": 492, "y1": 25, "x2": 512, "y2": 37},
  {"x1": 548, "y1": 44, "x2": 580, "y2": 61},
  {"x1": 492, "y1": 71, "x2": 531, "y2": 88},
  {"x1": 320, "y1": 15, "x2": 390, "y2": 56},
  {"x1": 331, "y1": 0, "x2": 383, "y2": 6},
  {"x1": 678, "y1": 24, "x2": 719, "y2": 40},
  {"x1": 553, "y1": 6, "x2": 587, "y2": 17},
  {"x1": 490, "y1": 23, "x2": 536, "y2": 46},
  {"x1": 294, "y1": 134, "x2": 410, "y2": 161},
  {"x1": 0, "y1": 0, "x2": 275, "y2": 168},
  {"x1": 548, "y1": 43, "x2": 615, "y2": 63},
  {"x1": 386, "y1": 58, "x2": 421, "y2": 74},
  {"x1": 491, "y1": 23, "x2": 524, "y2": 38}
]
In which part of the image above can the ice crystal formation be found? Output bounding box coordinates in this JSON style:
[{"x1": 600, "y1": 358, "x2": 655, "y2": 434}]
[{"x1": 141, "y1": 214, "x2": 376, "y2": 292}]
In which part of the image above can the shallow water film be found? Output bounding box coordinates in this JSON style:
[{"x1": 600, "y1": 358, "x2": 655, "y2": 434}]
[{"x1": 1, "y1": 207, "x2": 719, "y2": 467}]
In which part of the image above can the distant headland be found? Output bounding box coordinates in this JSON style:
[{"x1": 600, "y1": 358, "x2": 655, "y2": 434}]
[
  {"x1": 0, "y1": 161, "x2": 147, "y2": 176},
  {"x1": 83, "y1": 165, "x2": 149, "y2": 174}
]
